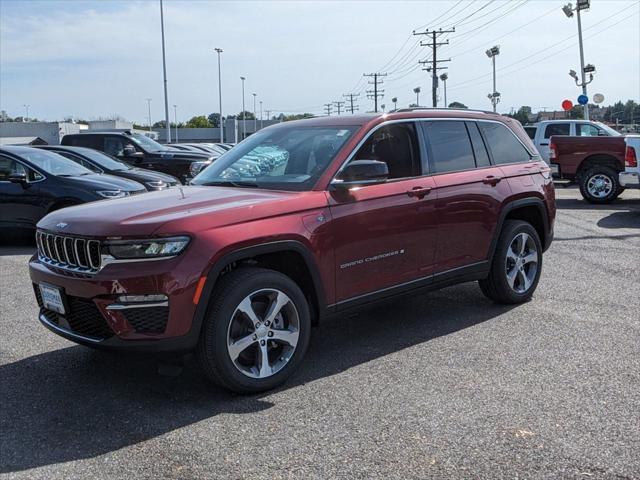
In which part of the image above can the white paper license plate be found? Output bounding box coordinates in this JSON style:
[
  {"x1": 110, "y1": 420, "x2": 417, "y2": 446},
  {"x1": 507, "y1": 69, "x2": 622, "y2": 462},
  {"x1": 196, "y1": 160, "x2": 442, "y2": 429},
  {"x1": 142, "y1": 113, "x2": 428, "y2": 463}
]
[{"x1": 39, "y1": 284, "x2": 66, "y2": 314}]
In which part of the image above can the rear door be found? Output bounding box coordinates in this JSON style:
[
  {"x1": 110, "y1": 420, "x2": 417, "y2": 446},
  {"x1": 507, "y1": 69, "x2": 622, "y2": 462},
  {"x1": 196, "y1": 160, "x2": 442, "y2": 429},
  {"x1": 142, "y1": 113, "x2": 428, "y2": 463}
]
[
  {"x1": 421, "y1": 120, "x2": 510, "y2": 274},
  {"x1": 539, "y1": 123, "x2": 570, "y2": 161},
  {"x1": 327, "y1": 121, "x2": 438, "y2": 305}
]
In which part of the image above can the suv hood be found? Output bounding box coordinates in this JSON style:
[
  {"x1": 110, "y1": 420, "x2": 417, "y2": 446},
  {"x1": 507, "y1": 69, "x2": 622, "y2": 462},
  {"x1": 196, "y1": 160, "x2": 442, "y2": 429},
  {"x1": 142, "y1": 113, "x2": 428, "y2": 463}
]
[{"x1": 38, "y1": 186, "x2": 325, "y2": 237}]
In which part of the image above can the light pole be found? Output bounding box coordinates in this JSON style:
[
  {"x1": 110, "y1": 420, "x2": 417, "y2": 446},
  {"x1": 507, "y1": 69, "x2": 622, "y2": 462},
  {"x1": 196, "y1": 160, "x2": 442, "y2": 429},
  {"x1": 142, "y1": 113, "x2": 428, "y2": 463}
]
[
  {"x1": 240, "y1": 76, "x2": 246, "y2": 140},
  {"x1": 252, "y1": 93, "x2": 257, "y2": 133},
  {"x1": 486, "y1": 45, "x2": 500, "y2": 113},
  {"x1": 392, "y1": 97, "x2": 398, "y2": 110},
  {"x1": 159, "y1": 0, "x2": 171, "y2": 142},
  {"x1": 146, "y1": 98, "x2": 152, "y2": 132},
  {"x1": 214, "y1": 47, "x2": 224, "y2": 143},
  {"x1": 173, "y1": 104, "x2": 178, "y2": 143},
  {"x1": 259, "y1": 100, "x2": 263, "y2": 129},
  {"x1": 563, "y1": 0, "x2": 593, "y2": 120},
  {"x1": 23, "y1": 104, "x2": 30, "y2": 122},
  {"x1": 440, "y1": 73, "x2": 448, "y2": 107},
  {"x1": 413, "y1": 87, "x2": 421, "y2": 107}
]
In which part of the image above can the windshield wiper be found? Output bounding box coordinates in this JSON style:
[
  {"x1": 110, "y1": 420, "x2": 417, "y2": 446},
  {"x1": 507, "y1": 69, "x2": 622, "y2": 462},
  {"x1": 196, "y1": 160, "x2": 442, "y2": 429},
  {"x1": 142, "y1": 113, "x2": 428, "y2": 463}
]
[{"x1": 197, "y1": 180, "x2": 259, "y2": 188}]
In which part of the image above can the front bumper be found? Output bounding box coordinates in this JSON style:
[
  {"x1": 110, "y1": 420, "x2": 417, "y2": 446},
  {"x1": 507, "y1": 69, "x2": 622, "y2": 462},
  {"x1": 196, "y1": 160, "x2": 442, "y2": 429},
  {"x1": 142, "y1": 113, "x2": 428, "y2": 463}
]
[
  {"x1": 29, "y1": 255, "x2": 203, "y2": 352},
  {"x1": 619, "y1": 171, "x2": 639, "y2": 188}
]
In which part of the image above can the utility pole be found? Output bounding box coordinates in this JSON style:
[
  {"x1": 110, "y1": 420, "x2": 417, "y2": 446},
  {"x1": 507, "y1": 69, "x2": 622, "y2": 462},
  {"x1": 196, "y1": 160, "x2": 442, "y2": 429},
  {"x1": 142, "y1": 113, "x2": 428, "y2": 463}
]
[
  {"x1": 240, "y1": 76, "x2": 246, "y2": 139},
  {"x1": 563, "y1": 0, "x2": 594, "y2": 120},
  {"x1": 23, "y1": 104, "x2": 30, "y2": 122},
  {"x1": 252, "y1": 93, "x2": 257, "y2": 133},
  {"x1": 259, "y1": 100, "x2": 263, "y2": 129},
  {"x1": 214, "y1": 47, "x2": 224, "y2": 143},
  {"x1": 159, "y1": 0, "x2": 171, "y2": 142},
  {"x1": 486, "y1": 46, "x2": 500, "y2": 112},
  {"x1": 173, "y1": 104, "x2": 178, "y2": 142},
  {"x1": 333, "y1": 100, "x2": 345, "y2": 115},
  {"x1": 414, "y1": 28, "x2": 454, "y2": 107},
  {"x1": 324, "y1": 103, "x2": 333, "y2": 116},
  {"x1": 413, "y1": 87, "x2": 421, "y2": 106},
  {"x1": 439, "y1": 73, "x2": 448, "y2": 107},
  {"x1": 343, "y1": 93, "x2": 360, "y2": 114},
  {"x1": 363, "y1": 73, "x2": 387, "y2": 112},
  {"x1": 146, "y1": 98, "x2": 152, "y2": 132},
  {"x1": 265, "y1": 110, "x2": 272, "y2": 121},
  {"x1": 392, "y1": 97, "x2": 398, "y2": 110}
]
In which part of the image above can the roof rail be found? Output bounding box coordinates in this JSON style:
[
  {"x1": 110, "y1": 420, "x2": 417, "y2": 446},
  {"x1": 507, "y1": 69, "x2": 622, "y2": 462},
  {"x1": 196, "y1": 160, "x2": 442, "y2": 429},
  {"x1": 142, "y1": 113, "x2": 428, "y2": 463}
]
[{"x1": 389, "y1": 107, "x2": 500, "y2": 115}]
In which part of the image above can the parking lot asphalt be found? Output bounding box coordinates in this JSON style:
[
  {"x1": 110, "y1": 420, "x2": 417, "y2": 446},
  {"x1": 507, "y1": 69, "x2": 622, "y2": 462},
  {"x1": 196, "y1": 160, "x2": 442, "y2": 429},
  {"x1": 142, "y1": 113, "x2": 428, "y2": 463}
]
[{"x1": 1, "y1": 186, "x2": 639, "y2": 480}]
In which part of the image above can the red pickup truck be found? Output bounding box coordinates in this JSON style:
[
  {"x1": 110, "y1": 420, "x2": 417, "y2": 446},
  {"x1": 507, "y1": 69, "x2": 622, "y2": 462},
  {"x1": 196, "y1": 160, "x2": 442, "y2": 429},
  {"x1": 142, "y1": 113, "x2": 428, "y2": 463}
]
[{"x1": 549, "y1": 135, "x2": 627, "y2": 203}]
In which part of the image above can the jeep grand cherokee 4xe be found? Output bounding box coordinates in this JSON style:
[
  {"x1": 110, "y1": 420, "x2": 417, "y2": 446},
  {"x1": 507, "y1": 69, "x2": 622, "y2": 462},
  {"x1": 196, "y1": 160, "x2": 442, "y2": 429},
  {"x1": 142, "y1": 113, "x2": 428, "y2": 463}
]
[{"x1": 29, "y1": 109, "x2": 555, "y2": 393}]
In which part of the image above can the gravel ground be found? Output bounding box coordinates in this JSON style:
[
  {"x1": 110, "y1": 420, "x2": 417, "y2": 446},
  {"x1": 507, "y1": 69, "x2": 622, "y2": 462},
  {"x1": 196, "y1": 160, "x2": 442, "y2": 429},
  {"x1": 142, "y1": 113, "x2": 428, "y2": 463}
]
[{"x1": 1, "y1": 187, "x2": 639, "y2": 480}]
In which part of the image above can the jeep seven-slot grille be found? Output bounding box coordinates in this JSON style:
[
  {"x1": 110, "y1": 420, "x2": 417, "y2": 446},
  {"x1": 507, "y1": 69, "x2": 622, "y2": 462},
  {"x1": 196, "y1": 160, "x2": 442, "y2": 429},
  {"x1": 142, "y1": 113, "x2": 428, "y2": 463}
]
[{"x1": 36, "y1": 230, "x2": 101, "y2": 273}]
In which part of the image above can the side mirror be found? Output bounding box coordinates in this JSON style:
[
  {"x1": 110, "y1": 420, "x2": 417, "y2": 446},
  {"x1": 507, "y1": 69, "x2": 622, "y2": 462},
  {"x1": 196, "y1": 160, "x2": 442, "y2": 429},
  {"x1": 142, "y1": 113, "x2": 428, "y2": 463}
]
[
  {"x1": 8, "y1": 172, "x2": 27, "y2": 184},
  {"x1": 332, "y1": 160, "x2": 389, "y2": 189}
]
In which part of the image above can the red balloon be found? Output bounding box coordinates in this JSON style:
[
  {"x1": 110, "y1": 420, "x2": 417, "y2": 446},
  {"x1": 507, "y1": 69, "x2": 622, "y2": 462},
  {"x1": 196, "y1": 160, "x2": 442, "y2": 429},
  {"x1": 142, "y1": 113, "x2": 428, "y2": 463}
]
[{"x1": 562, "y1": 100, "x2": 573, "y2": 111}]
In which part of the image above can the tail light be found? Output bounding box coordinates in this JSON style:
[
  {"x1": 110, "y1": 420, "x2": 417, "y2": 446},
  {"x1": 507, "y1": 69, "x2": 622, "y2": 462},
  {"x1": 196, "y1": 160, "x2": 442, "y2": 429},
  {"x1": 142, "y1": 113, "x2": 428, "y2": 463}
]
[
  {"x1": 549, "y1": 142, "x2": 558, "y2": 161},
  {"x1": 625, "y1": 146, "x2": 637, "y2": 167}
]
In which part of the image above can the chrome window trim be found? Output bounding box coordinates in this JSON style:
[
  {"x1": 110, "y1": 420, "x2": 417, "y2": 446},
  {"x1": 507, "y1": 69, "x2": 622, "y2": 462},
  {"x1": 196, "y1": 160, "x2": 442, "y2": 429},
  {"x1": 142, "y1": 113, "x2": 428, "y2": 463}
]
[
  {"x1": 330, "y1": 117, "x2": 538, "y2": 186},
  {"x1": 0, "y1": 155, "x2": 47, "y2": 184}
]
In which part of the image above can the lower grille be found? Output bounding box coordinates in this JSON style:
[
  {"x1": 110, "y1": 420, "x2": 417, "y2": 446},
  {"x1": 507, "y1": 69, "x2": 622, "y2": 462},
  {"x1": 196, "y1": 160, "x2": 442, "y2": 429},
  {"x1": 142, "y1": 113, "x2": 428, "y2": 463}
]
[
  {"x1": 123, "y1": 307, "x2": 169, "y2": 334},
  {"x1": 34, "y1": 286, "x2": 113, "y2": 339}
]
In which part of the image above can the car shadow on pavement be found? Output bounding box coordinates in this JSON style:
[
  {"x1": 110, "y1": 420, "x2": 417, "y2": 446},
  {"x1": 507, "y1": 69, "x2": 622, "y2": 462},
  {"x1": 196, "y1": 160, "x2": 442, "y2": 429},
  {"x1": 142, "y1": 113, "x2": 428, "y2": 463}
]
[
  {"x1": 0, "y1": 231, "x2": 36, "y2": 257},
  {"x1": 597, "y1": 210, "x2": 640, "y2": 229},
  {"x1": 555, "y1": 197, "x2": 640, "y2": 211},
  {"x1": 0, "y1": 283, "x2": 515, "y2": 473}
]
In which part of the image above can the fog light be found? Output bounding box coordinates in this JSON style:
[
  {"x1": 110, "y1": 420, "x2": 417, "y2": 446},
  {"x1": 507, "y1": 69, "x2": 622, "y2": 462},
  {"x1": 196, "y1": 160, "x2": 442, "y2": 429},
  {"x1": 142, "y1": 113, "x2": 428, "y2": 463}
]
[{"x1": 117, "y1": 294, "x2": 168, "y2": 303}]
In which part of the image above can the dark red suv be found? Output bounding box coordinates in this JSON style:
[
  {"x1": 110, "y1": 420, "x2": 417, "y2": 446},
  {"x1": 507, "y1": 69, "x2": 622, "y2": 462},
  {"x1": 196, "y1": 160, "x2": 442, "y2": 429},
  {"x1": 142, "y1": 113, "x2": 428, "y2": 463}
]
[{"x1": 29, "y1": 109, "x2": 555, "y2": 393}]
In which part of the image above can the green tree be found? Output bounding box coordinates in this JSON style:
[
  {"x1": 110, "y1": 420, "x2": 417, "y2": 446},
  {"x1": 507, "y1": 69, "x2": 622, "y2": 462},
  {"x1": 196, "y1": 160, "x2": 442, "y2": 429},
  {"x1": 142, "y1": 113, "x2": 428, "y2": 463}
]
[
  {"x1": 236, "y1": 111, "x2": 255, "y2": 120},
  {"x1": 207, "y1": 113, "x2": 221, "y2": 127},
  {"x1": 185, "y1": 115, "x2": 212, "y2": 128},
  {"x1": 448, "y1": 102, "x2": 468, "y2": 109},
  {"x1": 507, "y1": 106, "x2": 532, "y2": 124}
]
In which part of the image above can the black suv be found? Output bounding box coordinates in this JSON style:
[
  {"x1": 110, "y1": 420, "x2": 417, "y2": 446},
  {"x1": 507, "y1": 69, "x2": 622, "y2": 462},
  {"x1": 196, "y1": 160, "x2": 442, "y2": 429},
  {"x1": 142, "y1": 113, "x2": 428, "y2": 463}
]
[{"x1": 61, "y1": 131, "x2": 215, "y2": 183}]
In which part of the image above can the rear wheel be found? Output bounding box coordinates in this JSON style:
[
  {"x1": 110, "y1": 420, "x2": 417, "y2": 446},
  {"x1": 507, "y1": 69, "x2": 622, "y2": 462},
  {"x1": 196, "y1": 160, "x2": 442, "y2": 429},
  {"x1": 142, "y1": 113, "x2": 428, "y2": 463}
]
[
  {"x1": 196, "y1": 267, "x2": 311, "y2": 394},
  {"x1": 479, "y1": 220, "x2": 543, "y2": 304},
  {"x1": 578, "y1": 166, "x2": 621, "y2": 204}
]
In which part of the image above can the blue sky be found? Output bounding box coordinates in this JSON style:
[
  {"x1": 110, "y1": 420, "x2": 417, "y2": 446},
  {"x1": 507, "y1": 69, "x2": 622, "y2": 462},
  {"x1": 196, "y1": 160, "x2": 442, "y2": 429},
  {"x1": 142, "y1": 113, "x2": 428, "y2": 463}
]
[{"x1": 1, "y1": 0, "x2": 638, "y2": 124}]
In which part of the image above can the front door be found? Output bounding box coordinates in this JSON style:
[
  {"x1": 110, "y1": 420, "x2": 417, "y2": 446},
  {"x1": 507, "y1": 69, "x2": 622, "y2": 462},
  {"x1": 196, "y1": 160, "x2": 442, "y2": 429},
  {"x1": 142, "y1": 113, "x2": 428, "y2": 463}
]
[
  {"x1": 327, "y1": 122, "x2": 438, "y2": 305},
  {"x1": 0, "y1": 156, "x2": 45, "y2": 228}
]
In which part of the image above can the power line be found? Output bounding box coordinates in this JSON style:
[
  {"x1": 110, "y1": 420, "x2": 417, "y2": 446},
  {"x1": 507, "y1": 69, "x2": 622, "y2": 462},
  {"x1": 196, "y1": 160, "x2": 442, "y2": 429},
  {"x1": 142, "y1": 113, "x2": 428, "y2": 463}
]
[
  {"x1": 364, "y1": 73, "x2": 387, "y2": 112},
  {"x1": 414, "y1": 28, "x2": 455, "y2": 107}
]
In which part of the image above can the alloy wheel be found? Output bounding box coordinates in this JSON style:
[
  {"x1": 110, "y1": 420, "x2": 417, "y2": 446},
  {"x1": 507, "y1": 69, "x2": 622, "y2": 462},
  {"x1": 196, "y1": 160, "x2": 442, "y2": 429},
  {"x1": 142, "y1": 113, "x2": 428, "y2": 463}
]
[
  {"x1": 587, "y1": 173, "x2": 613, "y2": 199},
  {"x1": 226, "y1": 289, "x2": 300, "y2": 379},
  {"x1": 505, "y1": 232, "x2": 539, "y2": 294}
]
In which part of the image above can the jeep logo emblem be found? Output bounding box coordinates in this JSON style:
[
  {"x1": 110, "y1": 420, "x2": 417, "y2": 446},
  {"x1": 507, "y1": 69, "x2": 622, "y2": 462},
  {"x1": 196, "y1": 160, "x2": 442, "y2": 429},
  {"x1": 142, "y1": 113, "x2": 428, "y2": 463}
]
[{"x1": 56, "y1": 222, "x2": 68, "y2": 229}]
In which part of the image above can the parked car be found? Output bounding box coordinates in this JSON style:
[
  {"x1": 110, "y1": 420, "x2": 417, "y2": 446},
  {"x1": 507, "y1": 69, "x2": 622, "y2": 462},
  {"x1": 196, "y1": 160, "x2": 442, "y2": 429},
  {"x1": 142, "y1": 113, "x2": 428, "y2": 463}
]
[
  {"x1": 0, "y1": 146, "x2": 145, "y2": 230},
  {"x1": 37, "y1": 145, "x2": 180, "y2": 191},
  {"x1": 620, "y1": 135, "x2": 640, "y2": 189},
  {"x1": 30, "y1": 109, "x2": 555, "y2": 393},
  {"x1": 549, "y1": 134, "x2": 626, "y2": 203},
  {"x1": 61, "y1": 131, "x2": 216, "y2": 183},
  {"x1": 526, "y1": 120, "x2": 621, "y2": 162}
]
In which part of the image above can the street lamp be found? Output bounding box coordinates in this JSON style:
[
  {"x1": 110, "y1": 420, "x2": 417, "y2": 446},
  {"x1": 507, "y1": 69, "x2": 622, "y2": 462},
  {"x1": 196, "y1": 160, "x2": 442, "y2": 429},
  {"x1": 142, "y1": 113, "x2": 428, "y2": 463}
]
[
  {"x1": 173, "y1": 104, "x2": 178, "y2": 143},
  {"x1": 146, "y1": 98, "x2": 152, "y2": 132},
  {"x1": 413, "y1": 87, "x2": 421, "y2": 107},
  {"x1": 159, "y1": 0, "x2": 171, "y2": 143},
  {"x1": 259, "y1": 100, "x2": 263, "y2": 129},
  {"x1": 252, "y1": 93, "x2": 257, "y2": 133},
  {"x1": 563, "y1": 0, "x2": 593, "y2": 119},
  {"x1": 214, "y1": 47, "x2": 224, "y2": 143},
  {"x1": 486, "y1": 45, "x2": 500, "y2": 112},
  {"x1": 240, "y1": 76, "x2": 246, "y2": 139},
  {"x1": 23, "y1": 104, "x2": 30, "y2": 122},
  {"x1": 439, "y1": 73, "x2": 448, "y2": 107}
]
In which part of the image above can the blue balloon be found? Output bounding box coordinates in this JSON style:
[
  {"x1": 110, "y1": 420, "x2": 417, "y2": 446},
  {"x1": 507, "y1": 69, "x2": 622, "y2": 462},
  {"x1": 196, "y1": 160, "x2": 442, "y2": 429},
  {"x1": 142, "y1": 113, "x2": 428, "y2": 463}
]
[{"x1": 577, "y1": 94, "x2": 589, "y2": 105}]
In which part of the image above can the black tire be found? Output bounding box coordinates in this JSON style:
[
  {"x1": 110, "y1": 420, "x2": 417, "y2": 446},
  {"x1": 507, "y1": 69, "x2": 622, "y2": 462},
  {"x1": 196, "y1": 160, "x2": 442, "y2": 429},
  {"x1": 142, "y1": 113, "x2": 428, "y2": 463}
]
[
  {"x1": 578, "y1": 166, "x2": 621, "y2": 204},
  {"x1": 196, "y1": 267, "x2": 311, "y2": 394},
  {"x1": 479, "y1": 220, "x2": 543, "y2": 304}
]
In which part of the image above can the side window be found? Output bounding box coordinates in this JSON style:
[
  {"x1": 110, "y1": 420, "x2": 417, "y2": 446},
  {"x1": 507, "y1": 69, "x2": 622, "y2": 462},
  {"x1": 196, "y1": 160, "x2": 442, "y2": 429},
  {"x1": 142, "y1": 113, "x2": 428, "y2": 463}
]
[
  {"x1": 351, "y1": 123, "x2": 420, "y2": 179},
  {"x1": 422, "y1": 121, "x2": 475, "y2": 173},
  {"x1": 479, "y1": 122, "x2": 532, "y2": 165},
  {"x1": 57, "y1": 152, "x2": 101, "y2": 172},
  {"x1": 104, "y1": 137, "x2": 127, "y2": 157},
  {"x1": 0, "y1": 156, "x2": 40, "y2": 182},
  {"x1": 67, "y1": 136, "x2": 98, "y2": 148},
  {"x1": 576, "y1": 123, "x2": 600, "y2": 136},
  {"x1": 544, "y1": 123, "x2": 570, "y2": 138},
  {"x1": 466, "y1": 122, "x2": 491, "y2": 168}
]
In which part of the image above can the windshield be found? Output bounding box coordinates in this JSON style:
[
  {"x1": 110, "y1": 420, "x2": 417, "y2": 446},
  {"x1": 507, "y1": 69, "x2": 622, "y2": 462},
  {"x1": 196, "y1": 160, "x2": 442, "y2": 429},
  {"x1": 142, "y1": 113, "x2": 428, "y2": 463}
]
[
  {"x1": 129, "y1": 133, "x2": 165, "y2": 152},
  {"x1": 74, "y1": 147, "x2": 133, "y2": 171},
  {"x1": 595, "y1": 122, "x2": 622, "y2": 136},
  {"x1": 18, "y1": 149, "x2": 93, "y2": 176},
  {"x1": 191, "y1": 125, "x2": 358, "y2": 191}
]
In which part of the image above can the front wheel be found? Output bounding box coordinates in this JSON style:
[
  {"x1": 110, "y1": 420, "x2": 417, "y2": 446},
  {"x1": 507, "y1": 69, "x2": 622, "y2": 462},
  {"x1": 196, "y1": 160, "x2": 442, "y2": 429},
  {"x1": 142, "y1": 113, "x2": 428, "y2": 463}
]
[
  {"x1": 579, "y1": 166, "x2": 621, "y2": 204},
  {"x1": 479, "y1": 220, "x2": 543, "y2": 304},
  {"x1": 196, "y1": 267, "x2": 311, "y2": 394}
]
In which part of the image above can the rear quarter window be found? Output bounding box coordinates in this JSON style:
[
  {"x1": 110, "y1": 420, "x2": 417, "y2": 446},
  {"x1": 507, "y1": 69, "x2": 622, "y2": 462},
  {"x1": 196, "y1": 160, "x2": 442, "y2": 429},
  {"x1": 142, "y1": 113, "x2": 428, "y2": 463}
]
[
  {"x1": 479, "y1": 122, "x2": 532, "y2": 165},
  {"x1": 544, "y1": 123, "x2": 570, "y2": 138},
  {"x1": 422, "y1": 121, "x2": 476, "y2": 173}
]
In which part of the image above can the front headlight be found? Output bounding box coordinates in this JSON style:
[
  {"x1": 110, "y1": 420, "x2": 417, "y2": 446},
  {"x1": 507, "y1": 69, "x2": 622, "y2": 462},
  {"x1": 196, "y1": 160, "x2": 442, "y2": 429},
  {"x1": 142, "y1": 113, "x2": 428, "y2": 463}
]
[
  {"x1": 145, "y1": 180, "x2": 167, "y2": 190},
  {"x1": 105, "y1": 236, "x2": 190, "y2": 259},
  {"x1": 97, "y1": 190, "x2": 129, "y2": 199},
  {"x1": 190, "y1": 160, "x2": 212, "y2": 177}
]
